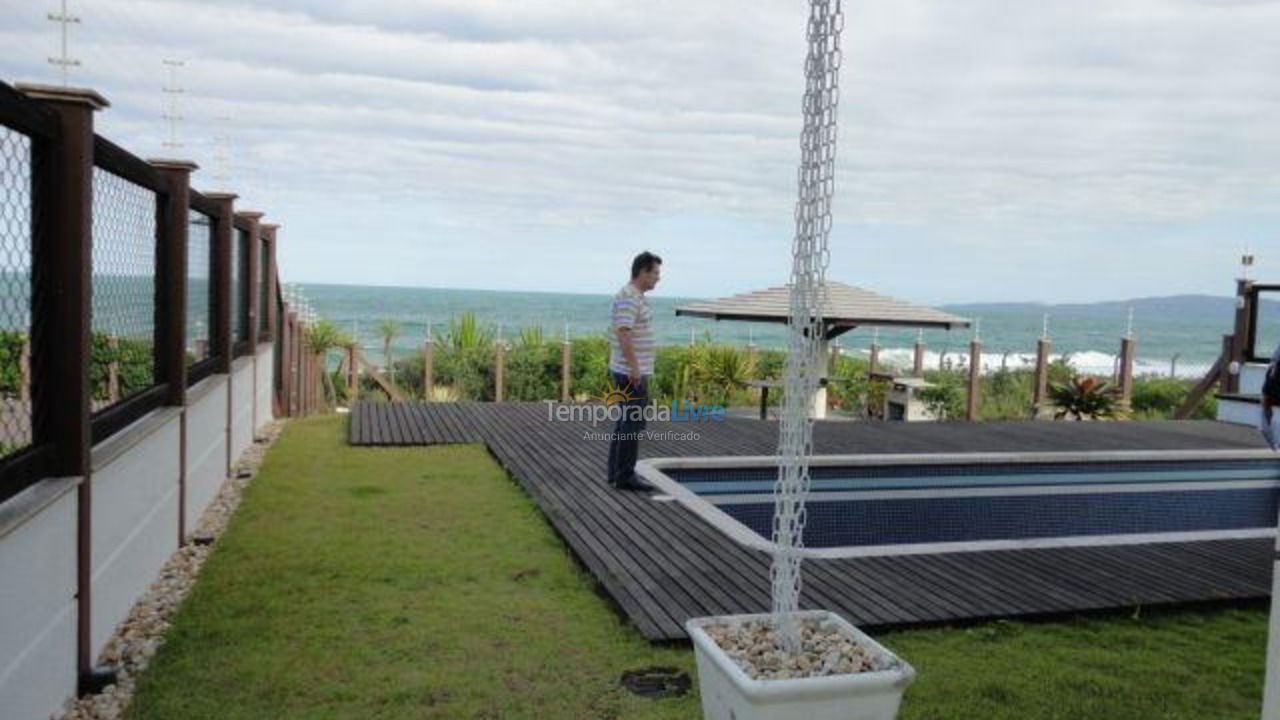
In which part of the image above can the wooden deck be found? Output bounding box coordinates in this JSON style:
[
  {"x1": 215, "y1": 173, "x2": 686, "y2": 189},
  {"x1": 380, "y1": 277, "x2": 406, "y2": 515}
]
[{"x1": 349, "y1": 401, "x2": 1274, "y2": 641}]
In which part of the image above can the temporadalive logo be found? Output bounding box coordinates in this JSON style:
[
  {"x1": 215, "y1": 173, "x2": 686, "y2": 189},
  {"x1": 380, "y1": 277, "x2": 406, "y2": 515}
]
[{"x1": 545, "y1": 381, "x2": 727, "y2": 424}]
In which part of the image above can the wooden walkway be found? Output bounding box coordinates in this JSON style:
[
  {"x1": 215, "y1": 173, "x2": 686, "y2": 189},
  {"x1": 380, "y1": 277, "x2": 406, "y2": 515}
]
[{"x1": 350, "y1": 401, "x2": 1275, "y2": 641}]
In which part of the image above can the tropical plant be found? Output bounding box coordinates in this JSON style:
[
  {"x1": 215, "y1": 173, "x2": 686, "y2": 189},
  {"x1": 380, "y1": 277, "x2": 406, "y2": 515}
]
[
  {"x1": 694, "y1": 344, "x2": 756, "y2": 407},
  {"x1": 517, "y1": 325, "x2": 546, "y2": 348},
  {"x1": 377, "y1": 318, "x2": 401, "y2": 381},
  {"x1": 306, "y1": 317, "x2": 346, "y2": 407},
  {"x1": 445, "y1": 312, "x2": 495, "y2": 352},
  {"x1": 1049, "y1": 375, "x2": 1123, "y2": 420}
]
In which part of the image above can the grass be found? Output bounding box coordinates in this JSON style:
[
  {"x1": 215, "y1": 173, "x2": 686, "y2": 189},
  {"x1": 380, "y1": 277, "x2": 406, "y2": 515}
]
[{"x1": 124, "y1": 414, "x2": 1268, "y2": 719}]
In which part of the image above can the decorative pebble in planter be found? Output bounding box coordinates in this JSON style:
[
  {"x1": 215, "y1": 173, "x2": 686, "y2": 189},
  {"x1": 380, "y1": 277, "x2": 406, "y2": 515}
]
[{"x1": 687, "y1": 611, "x2": 915, "y2": 720}]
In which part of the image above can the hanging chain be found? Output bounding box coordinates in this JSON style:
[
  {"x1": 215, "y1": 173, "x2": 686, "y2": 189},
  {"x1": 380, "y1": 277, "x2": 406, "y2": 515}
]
[{"x1": 771, "y1": 0, "x2": 843, "y2": 652}]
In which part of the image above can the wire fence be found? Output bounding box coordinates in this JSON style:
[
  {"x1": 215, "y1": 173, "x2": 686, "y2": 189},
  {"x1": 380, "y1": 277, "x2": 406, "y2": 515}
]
[
  {"x1": 186, "y1": 210, "x2": 213, "y2": 366},
  {"x1": 89, "y1": 166, "x2": 158, "y2": 413},
  {"x1": 0, "y1": 125, "x2": 32, "y2": 458}
]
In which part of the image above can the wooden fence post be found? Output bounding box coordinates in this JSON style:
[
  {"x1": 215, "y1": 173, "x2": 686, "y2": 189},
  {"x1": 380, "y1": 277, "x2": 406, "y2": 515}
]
[
  {"x1": 868, "y1": 341, "x2": 880, "y2": 376},
  {"x1": 1118, "y1": 335, "x2": 1136, "y2": 411},
  {"x1": 912, "y1": 339, "x2": 925, "y2": 377},
  {"x1": 236, "y1": 211, "x2": 262, "y2": 348},
  {"x1": 302, "y1": 325, "x2": 311, "y2": 415},
  {"x1": 348, "y1": 344, "x2": 358, "y2": 402},
  {"x1": 20, "y1": 81, "x2": 109, "y2": 696},
  {"x1": 260, "y1": 224, "x2": 278, "y2": 340},
  {"x1": 494, "y1": 340, "x2": 505, "y2": 402},
  {"x1": 1228, "y1": 279, "x2": 1253, "y2": 393},
  {"x1": 149, "y1": 159, "x2": 195, "y2": 405},
  {"x1": 279, "y1": 309, "x2": 291, "y2": 416},
  {"x1": 1033, "y1": 337, "x2": 1051, "y2": 413},
  {"x1": 204, "y1": 193, "x2": 235, "y2": 377},
  {"x1": 966, "y1": 340, "x2": 982, "y2": 421},
  {"x1": 300, "y1": 320, "x2": 309, "y2": 415},
  {"x1": 423, "y1": 338, "x2": 434, "y2": 400}
]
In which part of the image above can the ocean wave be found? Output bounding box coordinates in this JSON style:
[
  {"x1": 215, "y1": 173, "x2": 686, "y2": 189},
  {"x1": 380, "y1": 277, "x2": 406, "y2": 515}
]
[{"x1": 855, "y1": 347, "x2": 1215, "y2": 380}]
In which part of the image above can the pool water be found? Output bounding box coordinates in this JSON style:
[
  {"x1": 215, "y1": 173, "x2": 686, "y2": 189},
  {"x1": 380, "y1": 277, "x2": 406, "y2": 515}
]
[{"x1": 660, "y1": 457, "x2": 1280, "y2": 553}]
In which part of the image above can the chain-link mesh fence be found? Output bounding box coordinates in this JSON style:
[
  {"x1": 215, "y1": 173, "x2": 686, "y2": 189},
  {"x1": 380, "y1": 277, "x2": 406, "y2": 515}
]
[
  {"x1": 232, "y1": 227, "x2": 249, "y2": 350},
  {"x1": 0, "y1": 126, "x2": 32, "y2": 457},
  {"x1": 90, "y1": 167, "x2": 158, "y2": 412},
  {"x1": 186, "y1": 210, "x2": 213, "y2": 369}
]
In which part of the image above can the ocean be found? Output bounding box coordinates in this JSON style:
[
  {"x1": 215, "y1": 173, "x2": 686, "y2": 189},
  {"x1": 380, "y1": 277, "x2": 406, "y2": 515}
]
[{"x1": 296, "y1": 283, "x2": 1243, "y2": 379}]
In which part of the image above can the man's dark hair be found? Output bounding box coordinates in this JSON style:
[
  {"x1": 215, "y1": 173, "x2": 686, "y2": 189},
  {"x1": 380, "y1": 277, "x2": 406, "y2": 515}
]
[{"x1": 631, "y1": 251, "x2": 662, "y2": 279}]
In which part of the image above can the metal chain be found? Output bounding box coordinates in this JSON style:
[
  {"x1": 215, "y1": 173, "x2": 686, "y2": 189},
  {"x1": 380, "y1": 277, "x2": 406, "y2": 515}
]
[{"x1": 771, "y1": 0, "x2": 843, "y2": 652}]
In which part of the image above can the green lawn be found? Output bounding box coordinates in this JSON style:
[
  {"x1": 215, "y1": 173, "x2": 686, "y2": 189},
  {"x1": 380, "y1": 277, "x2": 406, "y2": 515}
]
[{"x1": 124, "y1": 414, "x2": 1269, "y2": 719}]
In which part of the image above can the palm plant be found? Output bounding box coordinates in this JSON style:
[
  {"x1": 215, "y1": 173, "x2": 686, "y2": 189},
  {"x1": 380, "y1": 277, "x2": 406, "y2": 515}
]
[
  {"x1": 1049, "y1": 375, "x2": 1122, "y2": 420},
  {"x1": 697, "y1": 345, "x2": 757, "y2": 407},
  {"x1": 377, "y1": 318, "x2": 401, "y2": 383},
  {"x1": 444, "y1": 312, "x2": 494, "y2": 352},
  {"x1": 305, "y1": 317, "x2": 346, "y2": 406}
]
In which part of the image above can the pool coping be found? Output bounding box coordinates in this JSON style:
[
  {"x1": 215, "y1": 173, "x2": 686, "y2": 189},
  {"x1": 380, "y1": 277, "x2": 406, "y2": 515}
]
[{"x1": 634, "y1": 448, "x2": 1280, "y2": 560}]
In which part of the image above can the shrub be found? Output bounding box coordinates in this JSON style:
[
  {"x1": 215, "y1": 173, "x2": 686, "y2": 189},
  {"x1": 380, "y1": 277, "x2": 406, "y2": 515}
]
[
  {"x1": 1049, "y1": 375, "x2": 1123, "y2": 420},
  {"x1": 1130, "y1": 376, "x2": 1216, "y2": 420}
]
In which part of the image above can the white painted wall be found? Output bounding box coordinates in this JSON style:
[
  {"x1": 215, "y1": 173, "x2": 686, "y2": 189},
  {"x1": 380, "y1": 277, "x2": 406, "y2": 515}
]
[
  {"x1": 1241, "y1": 362, "x2": 1267, "y2": 395},
  {"x1": 255, "y1": 341, "x2": 275, "y2": 434},
  {"x1": 89, "y1": 410, "x2": 181, "y2": 658},
  {"x1": 185, "y1": 374, "x2": 229, "y2": 534},
  {"x1": 1219, "y1": 398, "x2": 1260, "y2": 426},
  {"x1": 0, "y1": 480, "x2": 79, "y2": 720},
  {"x1": 229, "y1": 356, "x2": 255, "y2": 465}
]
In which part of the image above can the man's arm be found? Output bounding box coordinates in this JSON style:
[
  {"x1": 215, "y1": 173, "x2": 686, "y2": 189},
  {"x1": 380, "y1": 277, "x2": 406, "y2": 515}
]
[{"x1": 616, "y1": 327, "x2": 641, "y2": 385}]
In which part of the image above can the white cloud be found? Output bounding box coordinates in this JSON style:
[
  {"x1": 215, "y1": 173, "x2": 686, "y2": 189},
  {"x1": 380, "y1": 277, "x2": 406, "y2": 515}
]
[{"x1": 2, "y1": 0, "x2": 1278, "y2": 301}]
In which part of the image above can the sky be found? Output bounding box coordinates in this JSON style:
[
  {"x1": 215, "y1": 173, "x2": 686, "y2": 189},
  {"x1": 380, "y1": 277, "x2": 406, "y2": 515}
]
[{"x1": 2, "y1": 0, "x2": 1278, "y2": 304}]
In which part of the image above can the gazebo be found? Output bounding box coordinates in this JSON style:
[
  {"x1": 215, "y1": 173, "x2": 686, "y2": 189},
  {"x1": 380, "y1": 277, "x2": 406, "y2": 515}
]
[{"x1": 675, "y1": 281, "x2": 971, "y2": 418}]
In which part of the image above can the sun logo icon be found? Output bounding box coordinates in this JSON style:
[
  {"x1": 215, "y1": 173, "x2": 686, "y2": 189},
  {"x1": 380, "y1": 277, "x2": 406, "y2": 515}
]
[{"x1": 593, "y1": 378, "x2": 637, "y2": 406}]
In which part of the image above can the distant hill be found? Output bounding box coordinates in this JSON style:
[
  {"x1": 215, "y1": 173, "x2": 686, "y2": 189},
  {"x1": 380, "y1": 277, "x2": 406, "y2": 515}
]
[{"x1": 941, "y1": 294, "x2": 1279, "y2": 324}]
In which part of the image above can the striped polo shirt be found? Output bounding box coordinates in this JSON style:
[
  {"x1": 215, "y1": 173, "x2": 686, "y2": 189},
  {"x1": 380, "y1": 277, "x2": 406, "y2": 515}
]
[{"x1": 609, "y1": 282, "x2": 655, "y2": 376}]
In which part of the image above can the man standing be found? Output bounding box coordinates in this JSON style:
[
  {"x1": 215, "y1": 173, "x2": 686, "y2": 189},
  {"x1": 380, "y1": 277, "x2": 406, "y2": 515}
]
[
  {"x1": 607, "y1": 251, "x2": 662, "y2": 490},
  {"x1": 1261, "y1": 341, "x2": 1280, "y2": 451}
]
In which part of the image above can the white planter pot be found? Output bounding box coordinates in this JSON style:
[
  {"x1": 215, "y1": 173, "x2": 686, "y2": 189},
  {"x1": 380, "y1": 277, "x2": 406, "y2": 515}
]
[{"x1": 686, "y1": 610, "x2": 916, "y2": 720}]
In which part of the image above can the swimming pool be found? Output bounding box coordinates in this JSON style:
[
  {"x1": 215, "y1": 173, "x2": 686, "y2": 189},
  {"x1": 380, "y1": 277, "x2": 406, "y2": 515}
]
[{"x1": 634, "y1": 450, "x2": 1280, "y2": 558}]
